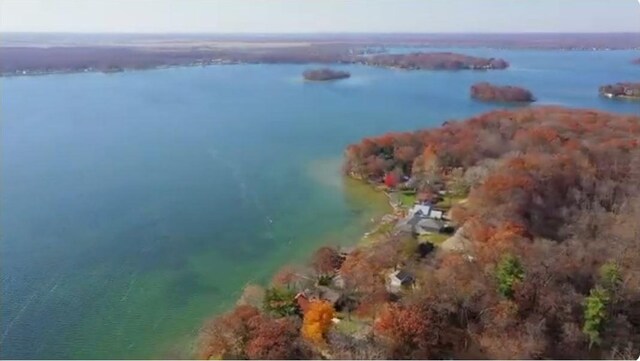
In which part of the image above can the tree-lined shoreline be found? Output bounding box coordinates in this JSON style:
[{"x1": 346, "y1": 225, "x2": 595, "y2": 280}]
[{"x1": 198, "y1": 106, "x2": 640, "y2": 360}]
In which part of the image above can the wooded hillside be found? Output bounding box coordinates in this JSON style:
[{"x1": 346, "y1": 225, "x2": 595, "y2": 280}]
[{"x1": 200, "y1": 107, "x2": 640, "y2": 359}]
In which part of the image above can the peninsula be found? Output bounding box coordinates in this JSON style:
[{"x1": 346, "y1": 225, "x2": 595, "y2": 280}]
[
  {"x1": 303, "y1": 68, "x2": 351, "y2": 81},
  {"x1": 599, "y1": 82, "x2": 640, "y2": 100},
  {"x1": 199, "y1": 106, "x2": 640, "y2": 360},
  {"x1": 470, "y1": 82, "x2": 536, "y2": 102}
]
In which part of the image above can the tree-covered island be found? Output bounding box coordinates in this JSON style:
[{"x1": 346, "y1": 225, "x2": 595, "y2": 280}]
[
  {"x1": 303, "y1": 68, "x2": 351, "y2": 81},
  {"x1": 470, "y1": 82, "x2": 536, "y2": 102}
]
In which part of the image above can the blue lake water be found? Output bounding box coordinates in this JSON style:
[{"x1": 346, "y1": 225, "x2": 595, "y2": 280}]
[{"x1": 1, "y1": 48, "x2": 639, "y2": 359}]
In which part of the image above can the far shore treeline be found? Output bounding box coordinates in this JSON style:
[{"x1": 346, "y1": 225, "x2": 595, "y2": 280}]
[{"x1": 2, "y1": 32, "x2": 640, "y2": 77}]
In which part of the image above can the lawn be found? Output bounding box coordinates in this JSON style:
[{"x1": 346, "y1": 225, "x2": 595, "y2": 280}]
[
  {"x1": 334, "y1": 317, "x2": 362, "y2": 335},
  {"x1": 419, "y1": 232, "x2": 450, "y2": 245},
  {"x1": 361, "y1": 220, "x2": 395, "y2": 244},
  {"x1": 334, "y1": 315, "x2": 371, "y2": 337},
  {"x1": 435, "y1": 194, "x2": 467, "y2": 209},
  {"x1": 398, "y1": 191, "x2": 417, "y2": 208}
]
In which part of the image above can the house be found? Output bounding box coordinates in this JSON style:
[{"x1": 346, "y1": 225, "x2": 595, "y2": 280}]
[
  {"x1": 387, "y1": 269, "x2": 415, "y2": 293},
  {"x1": 408, "y1": 216, "x2": 445, "y2": 235},
  {"x1": 298, "y1": 286, "x2": 348, "y2": 311},
  {"x1": 408, "y1": 204, "x2": 445, "y2": 220},
  {"x1": 409, "y1": 204, "x2": 432, "y2": 217},
  {"x1": 395, "y1": 211, "x2": 445, "y2": 235},
  {"x1": 416, "y1": 218, "x2": 445, "y2": 234},
  {"x1": 429, "y1": 209, "x2": 445, "y2": 219}
]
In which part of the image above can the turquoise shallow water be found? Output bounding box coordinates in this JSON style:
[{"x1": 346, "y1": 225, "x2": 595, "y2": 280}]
[{"x1": 1, "y1": 48, "x2": 639, "y2": 359}]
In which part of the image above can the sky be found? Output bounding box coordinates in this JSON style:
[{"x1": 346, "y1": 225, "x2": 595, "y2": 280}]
[{"x1": 1, "y1": 0, "x2": 639, "y2": 34}]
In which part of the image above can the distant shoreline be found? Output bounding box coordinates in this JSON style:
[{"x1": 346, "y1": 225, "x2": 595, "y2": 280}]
[{"x1": 2, "y1": 32, "x2": 639, "y2": 77}]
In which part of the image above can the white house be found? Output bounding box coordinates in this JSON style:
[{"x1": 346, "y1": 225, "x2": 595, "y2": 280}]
[
  {"x1": 429, "y1": 209, "x2": 444, "y2": 219},
  {"x1": 387, "y1": 269, "x2": 415, "y2": 293},
  {"x1": 409, "y1": 204, "x2": 432, "y2": 217},
  {"x1": 408, "y1": 204, "x2": 444, "y2": 220}
]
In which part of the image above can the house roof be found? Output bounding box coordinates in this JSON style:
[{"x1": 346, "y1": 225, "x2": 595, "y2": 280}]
[
  {"x1": 407, "y1": 215, "x2": 422, "y2": 227},
  {"x1": 317, "y1": 286, "x2": 342, "y2": 304},
  {"x1": 416, "y1": 218, "x2": 444, "y2": 231},
  {"x1": 411, "y1": 204, "x2": 432, "y2": 216},
  {"x1": 391, "y1": 269, "x2": 414, "y2": 283}
]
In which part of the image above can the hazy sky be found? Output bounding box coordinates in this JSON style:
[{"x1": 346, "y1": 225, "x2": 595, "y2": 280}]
[{"x1": 1, "y1": 0, "x2": 639, "y2": 33}]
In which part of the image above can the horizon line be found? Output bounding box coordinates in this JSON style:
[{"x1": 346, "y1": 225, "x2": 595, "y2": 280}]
[{"x1": 4, "y1": 31, "x2": 640, "y2": 35}]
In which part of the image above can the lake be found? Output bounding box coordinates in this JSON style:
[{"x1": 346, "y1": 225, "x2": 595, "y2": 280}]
[{"x1": 1, "y1": 48, "x2": 638, "y2": 359}]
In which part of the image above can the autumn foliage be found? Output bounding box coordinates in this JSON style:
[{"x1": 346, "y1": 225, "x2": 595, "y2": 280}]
[
  {"x1": 342, "y1": 106, "x2": 640, "y2": 359},
  {"x1": 362, "y1": 52, "x2": 509, "y2": 70},
  {"x1": 301, "y1": 300, "x2": 336, "y2": 344},
  {"x1": 311, "y1": 246, "x2": 343, "y2": 275},
  {"x1": 198, "y1": 305, "x2": 309, "y2": 360},
  {"x1": 200, "y1": 107, "x2": 640, "y2": 360}
]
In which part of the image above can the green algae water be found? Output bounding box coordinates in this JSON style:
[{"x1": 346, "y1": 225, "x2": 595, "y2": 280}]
[{"x1": 1, "y1": 49, "x2": 639, "y2": 359}]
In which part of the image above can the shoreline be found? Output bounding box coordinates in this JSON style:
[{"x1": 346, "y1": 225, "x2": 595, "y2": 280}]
[
  {"x1": 3, "y1": 42, "x2": 639, "y2": 78},
  {"x1": 600, "y1": 92, "x2": 640, "y2": 101},
  {"x1": 0, "y1": 61, "x2": 244, "y2": 78},
  {"x1": 175, "y1": 164, "x2": 395, "y2": 359}
]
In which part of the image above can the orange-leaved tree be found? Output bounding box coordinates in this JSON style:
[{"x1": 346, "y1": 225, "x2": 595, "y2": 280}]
[{"x1": 301, "y1": 300, "x2": 335, "y2": 344}]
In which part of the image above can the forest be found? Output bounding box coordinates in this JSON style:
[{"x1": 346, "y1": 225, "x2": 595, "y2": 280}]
[
  {"x1": 198, "y1": 106, "x2": 640, "y2": 359},
  {"x1": 470, "y1": 82, "x2": 535, "y2": 102},
  {"x1": 358, "y1": 52, "x2": 509, "y2": 70}
]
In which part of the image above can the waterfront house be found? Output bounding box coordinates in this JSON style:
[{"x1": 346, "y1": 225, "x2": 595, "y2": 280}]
[
  {"x1": 387, "y1": 269, "x2": 415, "y2": 293},
  {"x1": 429, "y1": 209, "x2": 445, "y2": 219},
  {"x1": 409, "y1": 204, "x2": 432, "y2": 217},
  {"x1": 298, "y1": 286, "x2": 347, "y2": 311},
  {"x1": 408, "y1": 203, "x2": 445, "y2": 220},
  {"x1": 409, "y1": 216, "x2": 445, "y2": 235},
  {"x1": 396, "y1": 211, "x2": 445, "y2": 235}
]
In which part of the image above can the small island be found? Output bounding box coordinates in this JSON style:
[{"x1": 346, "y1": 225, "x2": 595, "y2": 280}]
[
  {"x1": 302, "y1": 68, "x2": 351, "y2": 81},
  {"x1": 599, "y1": 82, "x2": 640, "y2": 100},
  {"x1": 359, "y1": 52, "x2": 509, "y2": 70},
  {"x1": 632, "y1": 58, "x2": 640, "y2": 65},
  {"x1": 470, "y1": 82, "x2": 536, "y2": 102}
]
